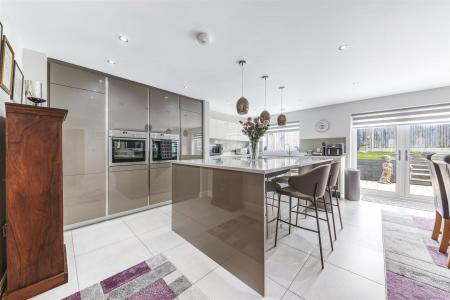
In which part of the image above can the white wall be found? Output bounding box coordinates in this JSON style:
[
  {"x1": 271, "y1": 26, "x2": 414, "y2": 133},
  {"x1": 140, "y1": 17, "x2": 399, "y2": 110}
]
[{"x1": 276, "y1": 86, "x2": 450, "y2": 166}]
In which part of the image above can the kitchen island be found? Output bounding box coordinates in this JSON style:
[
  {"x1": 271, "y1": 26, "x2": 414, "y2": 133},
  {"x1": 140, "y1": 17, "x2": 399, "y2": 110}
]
[{"x1": 171, "y1": 156, "x2": 332, "y2": 296}]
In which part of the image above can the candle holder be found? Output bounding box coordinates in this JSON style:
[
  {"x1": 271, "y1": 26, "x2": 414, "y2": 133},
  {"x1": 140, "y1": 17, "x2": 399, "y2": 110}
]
[{"x1": 24, "y1": 80, "x2": 46, "y2": 106}]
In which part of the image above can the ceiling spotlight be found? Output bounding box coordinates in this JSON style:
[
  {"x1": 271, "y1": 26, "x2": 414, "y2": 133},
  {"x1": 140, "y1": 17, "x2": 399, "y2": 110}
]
[
  {"x1": 184, "y1": 85, "x2": 189, "y2": 89},
  {"x1": 338, "y1": 44, "x2": 350, "y2": 51},
  {"x1": 107, "y1": 59, "x2": 116, "y2": 64},
  {"x1": 118, "y1": 35, "x2": 128, "y2": 42}
]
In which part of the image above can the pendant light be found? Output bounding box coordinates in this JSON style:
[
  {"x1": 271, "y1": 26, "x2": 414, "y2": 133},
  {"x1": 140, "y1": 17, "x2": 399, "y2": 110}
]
[
  {"x1": 277, "y1": 86, "x2": 287, "y2": 126},
  {"x1": 236, "y1": 60, "x2": 249, "y2": 115},
  {"x1": 259, "y1": 75, "x2": 271, "y2": 122}
]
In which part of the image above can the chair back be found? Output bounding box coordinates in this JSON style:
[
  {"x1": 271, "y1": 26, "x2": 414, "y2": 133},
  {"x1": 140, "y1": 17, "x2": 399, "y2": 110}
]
[
  {"x1": 288, "y1": 164, "x2": 331, "y2": 198},
  {"x1": 328, "y1": 162, "x2": 340, "y2": 188},
  {"x1": 436, "y1": 158, "x2": 450, "y2": 218},
  {"x1": 427, "y1": 154, "x2": 448, "y2": 218}
]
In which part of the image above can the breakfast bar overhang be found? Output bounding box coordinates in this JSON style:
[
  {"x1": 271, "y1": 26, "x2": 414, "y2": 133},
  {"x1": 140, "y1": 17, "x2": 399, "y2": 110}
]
[{"x1": 171, "y1": 157, "x2": 332, "y2": 296}]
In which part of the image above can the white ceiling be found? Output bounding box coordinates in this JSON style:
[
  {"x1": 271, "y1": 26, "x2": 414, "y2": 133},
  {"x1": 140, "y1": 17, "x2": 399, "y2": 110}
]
[{"x1": 5, "y1": 0, "x2": 450, "y2": 115}]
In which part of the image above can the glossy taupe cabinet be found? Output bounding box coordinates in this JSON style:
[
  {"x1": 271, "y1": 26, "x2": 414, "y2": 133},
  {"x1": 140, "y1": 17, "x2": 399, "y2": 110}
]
[
  {"x1": 109, "y1": 165, "x2": 149, "y2": 214},
  {"x1": 149, "y1": 88, "x2": 180, "y2": 134},
  {"x1": 108, "y1": 78, "x2": 149, "y2": 131},
  {"x1": 180, "y1": 96, "x2": 203, "y2": 159},
  {"x1": 49, "y1": 62, "x2": 107, "y2": 225},
  {"x1": 149, "y1": 163, "x2": 172, "y2": 204}
]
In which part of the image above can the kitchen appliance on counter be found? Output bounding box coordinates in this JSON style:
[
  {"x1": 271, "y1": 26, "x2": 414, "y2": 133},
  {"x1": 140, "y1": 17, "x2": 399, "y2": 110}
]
[
  {"x1": 209, "y1": 144, "x2": 223, "y2": 156},
  {"x1": 326, "y1": 143, "x2": 344, "y2": 156},
  {"x1": 109, "y1": 130, "x2": 148, "y2": 166},
  {"x1": 151, "y1": 132, "x2": 179, "y2": 162}
]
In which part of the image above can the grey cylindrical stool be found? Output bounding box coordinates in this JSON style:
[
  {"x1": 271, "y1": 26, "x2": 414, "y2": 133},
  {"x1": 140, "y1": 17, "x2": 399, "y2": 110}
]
[{"x1": 345, "y1": 168, "x2": 360, "y2": 201}]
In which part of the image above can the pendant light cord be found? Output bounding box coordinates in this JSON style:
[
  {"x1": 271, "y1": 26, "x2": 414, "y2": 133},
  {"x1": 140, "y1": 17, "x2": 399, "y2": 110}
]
[
  {"x1": 241, "y1": 65, "x2": 244, "y2": 97},
  {"x1": 279, "y1": 86, "x2": 285, "y2": 112},
  {"x1": 264, "y1": 77, "x2": 267, "y2": 109}
]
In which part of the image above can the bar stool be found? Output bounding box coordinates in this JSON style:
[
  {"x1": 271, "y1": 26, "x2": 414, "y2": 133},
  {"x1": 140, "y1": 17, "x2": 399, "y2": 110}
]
[
  {"x1": 274, "y1": 164, "x2": 332, "y2": 269},
  {"x1": 265, "y1": 170, "x2": 290, "y2": 238},
  {"x1": 327, "y1": 162, "x2": 343, "y2": 240},
  {"x1": 427, "y1": 155, "x2": 450, "y2": 254}
]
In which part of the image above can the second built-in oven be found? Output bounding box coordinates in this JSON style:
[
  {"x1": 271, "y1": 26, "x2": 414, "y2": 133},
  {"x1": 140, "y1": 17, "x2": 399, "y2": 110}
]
[
  {"x1": 151, "y1": 133, "x2": 179, "y2": 162},
  {"x1": 109, "y1": 130, "x2": 148, "y2": 166}
]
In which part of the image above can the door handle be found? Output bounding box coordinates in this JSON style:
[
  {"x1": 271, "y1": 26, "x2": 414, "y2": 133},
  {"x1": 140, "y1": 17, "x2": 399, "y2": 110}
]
[
  {"x1": 398, "y1": 150, "x2": 401, "y2": 161},
  {"x1": 405, "y1": 150, "x2": 409, "y2": 161}
]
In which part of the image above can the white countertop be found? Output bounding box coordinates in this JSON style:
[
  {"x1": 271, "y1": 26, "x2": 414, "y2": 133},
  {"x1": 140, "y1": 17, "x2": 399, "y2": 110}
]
[{"x1": 173, "y1": 156, "x2": 333, "y2": 174}]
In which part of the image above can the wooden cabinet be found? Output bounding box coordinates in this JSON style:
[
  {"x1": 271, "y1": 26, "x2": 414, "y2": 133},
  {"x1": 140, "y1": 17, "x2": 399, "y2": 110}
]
[
  {"x1": 4, "y1": 103, "x2": 68, "y2": 299},
  {"x1": 149, "y1": 163, "x2": 172, "y2": 204}
]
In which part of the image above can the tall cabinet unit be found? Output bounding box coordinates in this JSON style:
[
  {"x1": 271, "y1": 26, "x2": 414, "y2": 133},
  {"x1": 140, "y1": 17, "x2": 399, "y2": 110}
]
[
  {"x1": 149, "y1": 88, "x2": 180, "y2": 205},
  {"x1": 49, "y1": 62, "x2": 107, "y2": 225},
  {"x1": 108, "y1": 78, "x2": 149, "y2": 214},
  {"x1": 4, "y1": 103, "x2": 68, "y2": 299},
  {"x1": 180, "y1": 96, "x2": 203, "y2": 160}
]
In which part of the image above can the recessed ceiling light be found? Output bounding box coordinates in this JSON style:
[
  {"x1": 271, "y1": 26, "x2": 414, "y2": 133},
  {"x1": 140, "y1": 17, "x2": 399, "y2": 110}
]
[
  {"x1": 118, "y1": 35, "x2": 128, "y2": 42},
  {"x1": 184, "y1": 85, "x2": 189, "y2": 89},
  {"x1": 338, "y1": 44, "x2": 350, "y2": 51},
  {"x1": 107, "y1": 59, "x2": 116, "y2": 65}
]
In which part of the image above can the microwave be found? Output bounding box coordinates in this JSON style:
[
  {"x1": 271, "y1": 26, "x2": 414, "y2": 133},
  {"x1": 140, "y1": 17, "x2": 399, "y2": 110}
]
[
  {"x1": 109, "y1": 130, "x2": 148, "y2": 166},
  {"x1": 151, "y1": 133, "x2": 179, "y2": 162}
]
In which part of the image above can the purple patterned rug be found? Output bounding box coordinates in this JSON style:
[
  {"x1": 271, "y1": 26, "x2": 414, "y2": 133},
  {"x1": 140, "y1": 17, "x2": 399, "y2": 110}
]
[
  {"x1": 382, "y1": 210, "x2": 450, "y2": 300},
  {"x1": 62, "y1": 254, "x2": 195, "y2": 300}
]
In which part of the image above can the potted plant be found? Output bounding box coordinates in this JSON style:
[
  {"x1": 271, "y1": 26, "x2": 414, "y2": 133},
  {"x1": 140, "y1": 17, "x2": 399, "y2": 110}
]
[{"x1": 240, "y1": 117, "x2": 270, "y2": 160}]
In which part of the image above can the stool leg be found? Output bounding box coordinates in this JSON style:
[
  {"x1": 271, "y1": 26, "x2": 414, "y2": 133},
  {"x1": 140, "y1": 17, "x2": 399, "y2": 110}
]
[
  {"x1": 274, "y1": 193, "x2": 282, "y2": 248},
  {"x1": 335, "y1": 187, "x2": 343, "y2": 229},
  {"x1": 265, "y1": 192, "x2": 269, "y2": 238},
  {"x1": 439, "y1": 219, "x2": 450, "y2": 253},
  {"x1": 432, "y1": 211, "x2": 442, "y2": 241},
  {"x1": 313, "y1": 196, "x2": 324, "y2": 269},
  {"x1": 328, "y1": 188, "x2": 337, "y2": 240},
  {"x1": 323, "y1": 196, "x2": 334, "y2": 251},
  {"x1": 296, "y1": 198, "x2": 300, "y2": 226},
  {"x1": 289, "y1": 196, "x2": 292, "y2": 235}
]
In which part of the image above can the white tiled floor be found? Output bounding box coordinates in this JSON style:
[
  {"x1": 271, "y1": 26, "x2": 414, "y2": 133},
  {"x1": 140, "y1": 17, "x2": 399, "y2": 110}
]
[{"x1": 32, "y1": 200, "x2": 389, "y2": 300}]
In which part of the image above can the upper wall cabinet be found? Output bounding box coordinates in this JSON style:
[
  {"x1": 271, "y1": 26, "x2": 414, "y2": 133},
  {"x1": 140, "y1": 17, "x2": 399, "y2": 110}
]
[
  {"x1": 108, "y1": 78, "x2": 149, "y2": 131},
  {"x1": 50, "y1": 62, "x2": 105, "y2": 93},
  {"x1": 149, "y1": 88, "x2": 180, "y2": 134},
  {"x1": 180, "y1": 97, "x2": 203, "y2": 159}
]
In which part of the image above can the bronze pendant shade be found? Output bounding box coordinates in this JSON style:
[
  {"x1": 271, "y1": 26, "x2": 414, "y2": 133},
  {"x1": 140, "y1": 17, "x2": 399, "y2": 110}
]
[
  {"x1": 236, "y1": 60, "x2": 249, "y2": 115},
  {"x1": 259, "y1": 75, "x2": 271, "y2": 122},
  {"x1": 277, "y1": 86, "x2": 287, "y2": 126},
  {"x1": 237, "y1": 97, "x2": 249, "y2": 115}
]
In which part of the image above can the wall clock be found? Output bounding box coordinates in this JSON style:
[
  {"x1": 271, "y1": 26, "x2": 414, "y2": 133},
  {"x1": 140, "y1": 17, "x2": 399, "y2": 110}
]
[{"x1": 315, "y1": 119, "x2": 330, "y2": 133}]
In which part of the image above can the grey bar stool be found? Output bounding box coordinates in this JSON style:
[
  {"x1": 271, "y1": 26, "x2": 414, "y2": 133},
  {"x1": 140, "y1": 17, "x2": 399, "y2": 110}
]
[
  {"x1": 327, "y1": 161, "x2": 343, "y2": 240},
  {"x1": 274, "y1": 164, "x2": 332, "y2": 269}
]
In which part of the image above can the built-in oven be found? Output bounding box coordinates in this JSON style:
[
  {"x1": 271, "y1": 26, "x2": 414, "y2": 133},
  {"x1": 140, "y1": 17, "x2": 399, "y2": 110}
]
[
  {"x1": 109, "y1": 130, "x2": 148, "y2": 166},
  {"x1": 150, "y1": 133, "x2": 179, "y2": 162}
]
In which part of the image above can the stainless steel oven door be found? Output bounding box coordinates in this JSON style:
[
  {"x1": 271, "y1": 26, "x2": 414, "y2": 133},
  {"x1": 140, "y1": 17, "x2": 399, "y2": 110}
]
[{"x1": 109, "y1": 135, "x2": 148, "y2": 166}]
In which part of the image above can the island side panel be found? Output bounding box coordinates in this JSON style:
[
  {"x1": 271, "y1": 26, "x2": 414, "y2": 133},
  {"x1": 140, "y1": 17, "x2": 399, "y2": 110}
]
[{"x1": 172, "y1": 164, "x2": 265, "y2": 296}]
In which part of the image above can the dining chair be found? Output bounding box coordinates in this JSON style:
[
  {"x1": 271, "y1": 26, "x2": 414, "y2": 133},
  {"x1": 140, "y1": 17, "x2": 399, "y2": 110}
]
[{"x1": 427, "y1": 154, "x2": 450, "y2": 253}]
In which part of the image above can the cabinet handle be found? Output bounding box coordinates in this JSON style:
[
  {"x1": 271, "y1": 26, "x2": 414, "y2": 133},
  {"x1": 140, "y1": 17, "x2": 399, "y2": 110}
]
[
  {"x1": 405, "y1": 150, "x2": 409, "y2": 161},
  {"x1": 398, "y1": 150, "x2": 401, "y2": 161}
]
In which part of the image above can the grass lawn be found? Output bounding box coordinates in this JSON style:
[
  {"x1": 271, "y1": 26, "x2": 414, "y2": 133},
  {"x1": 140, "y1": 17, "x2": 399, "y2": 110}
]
[{"x1": 357, "y1": 151, "x2": 394, "y2": 160}]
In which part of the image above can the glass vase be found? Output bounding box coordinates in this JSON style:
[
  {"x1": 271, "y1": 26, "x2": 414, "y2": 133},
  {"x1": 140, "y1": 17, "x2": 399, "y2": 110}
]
[{"x1": 249, "y1": 140, "x2": 260, "y2": 160}]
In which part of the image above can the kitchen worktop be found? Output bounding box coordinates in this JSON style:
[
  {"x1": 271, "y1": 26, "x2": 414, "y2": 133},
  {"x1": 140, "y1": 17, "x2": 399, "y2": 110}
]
[{"x1": 172, "y1": 156, "x2": 332, "y2": 174}]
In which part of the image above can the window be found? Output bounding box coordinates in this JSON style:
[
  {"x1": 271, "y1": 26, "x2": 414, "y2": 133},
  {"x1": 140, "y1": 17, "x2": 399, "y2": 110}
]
[{"x1": 262, "y1": 122, "x2": 300, "y2": 152}]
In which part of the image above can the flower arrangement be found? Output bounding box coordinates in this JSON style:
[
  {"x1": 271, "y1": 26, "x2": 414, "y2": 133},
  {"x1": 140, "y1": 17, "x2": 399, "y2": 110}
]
[{"x1": 239, "y1": 116, "x2": 270, "y2": 159}]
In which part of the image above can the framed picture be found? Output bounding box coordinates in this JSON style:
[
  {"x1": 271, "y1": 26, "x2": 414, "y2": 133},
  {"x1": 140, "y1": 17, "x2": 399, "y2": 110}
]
[
  {"x1": 11, "y1": 61, "x2": 24, "y2": 103},
  {"x1": 0, "y1": 22, "x2": 3, "y2": 47},
  {"x1": 0, "y1": 36, "x2": 15, "y2": 95}
]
